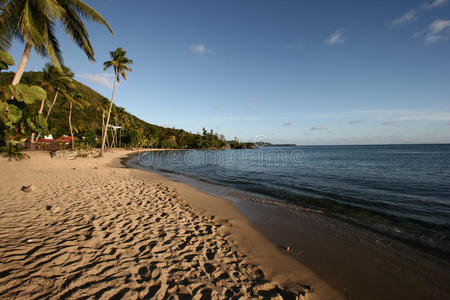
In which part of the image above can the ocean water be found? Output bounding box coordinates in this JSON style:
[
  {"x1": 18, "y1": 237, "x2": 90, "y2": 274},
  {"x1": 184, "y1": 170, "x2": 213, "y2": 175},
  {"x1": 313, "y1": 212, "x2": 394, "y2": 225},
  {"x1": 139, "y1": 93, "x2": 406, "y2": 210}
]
[{"x1": 137, "y1": 144, "x2": 450, "y2": 255}]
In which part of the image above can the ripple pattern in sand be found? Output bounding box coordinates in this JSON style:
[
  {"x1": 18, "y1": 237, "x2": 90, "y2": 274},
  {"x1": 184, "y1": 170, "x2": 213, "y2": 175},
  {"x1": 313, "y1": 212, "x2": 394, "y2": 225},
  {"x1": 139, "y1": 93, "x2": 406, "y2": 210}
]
[{"x1": 0, "y1": 161, "x2": 310, "y2": 299}]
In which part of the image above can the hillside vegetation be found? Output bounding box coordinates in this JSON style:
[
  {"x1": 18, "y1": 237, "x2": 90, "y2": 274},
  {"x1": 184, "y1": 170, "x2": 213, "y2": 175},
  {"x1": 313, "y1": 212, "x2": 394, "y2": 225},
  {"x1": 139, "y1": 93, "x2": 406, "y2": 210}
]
[{"x1": 0, "y1": 71, "x2": 227, "y2": 149}]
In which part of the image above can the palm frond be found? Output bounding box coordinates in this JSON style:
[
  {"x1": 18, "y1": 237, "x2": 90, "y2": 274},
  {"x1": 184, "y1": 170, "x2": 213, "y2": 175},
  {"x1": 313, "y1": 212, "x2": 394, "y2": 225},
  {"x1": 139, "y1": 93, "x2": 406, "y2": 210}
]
[
  {"x1": 62, "y1": 0, "x2": 113, "y2": 35},
  {"x1": 104, "y1": 47, "x2": 133, "y2": 82},
  {"x1": 0, "y1": 0, "x2": 113, "y2": 66},
  {"x1": 41, "y1": 18, "x2": 63, "y2": 69},
  {"x1": 59, "y1": 3, "x2": 94, "y2": 61}
]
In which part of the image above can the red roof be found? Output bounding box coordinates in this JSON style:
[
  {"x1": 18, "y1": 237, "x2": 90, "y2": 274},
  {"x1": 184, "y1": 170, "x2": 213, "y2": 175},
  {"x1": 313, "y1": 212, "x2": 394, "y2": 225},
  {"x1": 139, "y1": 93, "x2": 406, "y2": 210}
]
[{"x1": 55, "y1": 136, "x2": 76, "y2": 143}]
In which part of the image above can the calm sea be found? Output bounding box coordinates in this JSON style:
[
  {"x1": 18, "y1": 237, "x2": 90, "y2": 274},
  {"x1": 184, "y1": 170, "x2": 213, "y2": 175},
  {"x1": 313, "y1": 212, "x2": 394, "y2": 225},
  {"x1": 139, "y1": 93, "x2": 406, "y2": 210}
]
[{"x1": 137, "y1": 144, "x2": 450, "y2": 255}]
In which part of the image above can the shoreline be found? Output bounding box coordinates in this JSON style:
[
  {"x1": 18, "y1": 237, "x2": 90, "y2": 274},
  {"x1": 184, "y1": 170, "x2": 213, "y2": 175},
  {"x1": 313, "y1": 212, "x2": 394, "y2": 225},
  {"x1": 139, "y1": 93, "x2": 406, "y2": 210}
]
[
  {"x1": 128, "y1": 150, "x2": 450, "y2": 300},
  {"x1": 124, "y1": 152, "x2": 342, "y2": 299},
  {"x1": 0, "y1": 150, "x2": 341, "y2": 299}
]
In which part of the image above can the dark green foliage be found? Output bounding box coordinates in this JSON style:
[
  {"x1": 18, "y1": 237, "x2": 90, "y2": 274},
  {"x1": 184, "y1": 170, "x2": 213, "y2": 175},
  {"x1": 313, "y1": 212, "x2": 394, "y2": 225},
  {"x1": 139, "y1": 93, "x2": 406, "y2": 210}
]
[
  {"x1": 0, "y1": 71, "x2": 228, "y2": 149},
  {"x1": 0, "y1": 51, "x2": 14, "y2": 70},
  {"x1": 0, "y1": 55, "x2": 47, "y2": 157},
  {"x1": 229, "y1": 137, "x2": 255, "y2": 149},
  {"x1": 83, "y1": 130, "x2": 98, "y2": 148},
  {"x1": 127, "y1": 129, "x2": 145, "y2": 148},
  {"x1": 0, "y1": 143, "x2": 29, "y2": 160}
]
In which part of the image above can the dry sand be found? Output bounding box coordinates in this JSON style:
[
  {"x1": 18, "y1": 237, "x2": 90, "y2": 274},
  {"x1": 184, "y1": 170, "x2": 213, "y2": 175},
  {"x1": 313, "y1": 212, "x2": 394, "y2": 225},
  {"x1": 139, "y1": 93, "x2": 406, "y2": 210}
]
[{"x1": 0, "y1": 151, "x2": 341, "y2": 299}]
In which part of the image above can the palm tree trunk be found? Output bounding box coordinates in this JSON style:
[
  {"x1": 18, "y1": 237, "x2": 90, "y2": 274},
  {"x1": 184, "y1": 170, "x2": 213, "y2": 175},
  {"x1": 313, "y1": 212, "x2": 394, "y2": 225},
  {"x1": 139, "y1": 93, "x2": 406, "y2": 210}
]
[
  {"x1": 103, "y1": 112, "x2": 111, "y2": 149},
  {"x1": 12, "y1": 43, "x2": 32, "y2": 85},
  {"x1": 30, "y1": 96, "x2": 48, "y2": 143},
  {"x1": 45, "y1": 90, "x2": 59, "y2": 122},
  {"x1": 69, "y1": 101, "x2": 74, "y2": 151},
  {"x1": 35, "y1": 90, "x2": 59, "y2": 141},
  {"x1": 102, "y1": 111, "x2": 105, "y2": 143},
  {"x1": 100, "y1": 69, "x2": 118, "y2": 156}
]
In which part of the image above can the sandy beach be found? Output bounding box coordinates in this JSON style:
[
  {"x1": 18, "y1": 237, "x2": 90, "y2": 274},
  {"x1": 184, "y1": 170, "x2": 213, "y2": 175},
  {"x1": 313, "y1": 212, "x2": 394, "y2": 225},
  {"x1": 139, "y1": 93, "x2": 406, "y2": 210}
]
[{"x1": 0, "y1": 151, "x2": 341, "y2": 299}]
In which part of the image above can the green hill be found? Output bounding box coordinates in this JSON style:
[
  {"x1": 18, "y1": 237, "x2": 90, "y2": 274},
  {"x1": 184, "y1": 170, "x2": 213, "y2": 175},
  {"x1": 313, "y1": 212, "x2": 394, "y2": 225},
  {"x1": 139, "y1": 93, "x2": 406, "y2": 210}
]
[{"x1": 0, "y1": 71, "x2": 226, "y2": 149}]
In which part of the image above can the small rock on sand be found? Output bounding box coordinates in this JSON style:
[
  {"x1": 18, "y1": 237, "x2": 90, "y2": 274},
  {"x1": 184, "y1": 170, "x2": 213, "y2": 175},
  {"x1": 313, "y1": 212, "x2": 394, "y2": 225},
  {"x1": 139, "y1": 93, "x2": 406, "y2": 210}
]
[{"x1": 21, "y1": 184, "x2": 36, "y2": 193}]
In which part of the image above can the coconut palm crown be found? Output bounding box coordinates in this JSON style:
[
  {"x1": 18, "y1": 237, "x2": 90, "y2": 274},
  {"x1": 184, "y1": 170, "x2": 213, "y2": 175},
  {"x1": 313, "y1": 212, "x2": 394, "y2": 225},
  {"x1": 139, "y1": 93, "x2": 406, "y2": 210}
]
[
  {"x1": 0, "y1": 0, "x2": 113, "y2": 85},
  {"x1": 103, "y1": 47, "x2": 133, "y2": 82}
]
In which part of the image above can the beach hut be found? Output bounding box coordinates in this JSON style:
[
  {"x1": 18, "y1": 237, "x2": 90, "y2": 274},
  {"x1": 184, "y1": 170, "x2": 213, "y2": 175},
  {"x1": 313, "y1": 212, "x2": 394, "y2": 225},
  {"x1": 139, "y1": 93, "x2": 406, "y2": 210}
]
[
  {"x1": 55, "y1": 135, "x2": 76, "y2": 149},
  {"x1": 36, "y1": 137, "x2": 55, "y2": 150}
]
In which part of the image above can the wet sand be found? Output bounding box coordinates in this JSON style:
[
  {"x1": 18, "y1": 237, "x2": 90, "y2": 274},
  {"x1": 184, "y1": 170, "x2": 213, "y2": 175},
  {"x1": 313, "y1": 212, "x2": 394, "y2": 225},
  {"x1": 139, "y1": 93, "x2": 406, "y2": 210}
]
[
  {"x1": 233, "y1": 197, "x2": 450, "y2": 300},
  {"x1": 0, "y1": 151, "x2": 340, "y2": 299}
]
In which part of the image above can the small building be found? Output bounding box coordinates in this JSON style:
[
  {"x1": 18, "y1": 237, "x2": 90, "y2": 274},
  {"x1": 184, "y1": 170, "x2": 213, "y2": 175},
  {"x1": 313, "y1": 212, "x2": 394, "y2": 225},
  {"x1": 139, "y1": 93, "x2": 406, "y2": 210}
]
[{"x1": 55, "y1": 135, "x2": 76, "y2": 148}]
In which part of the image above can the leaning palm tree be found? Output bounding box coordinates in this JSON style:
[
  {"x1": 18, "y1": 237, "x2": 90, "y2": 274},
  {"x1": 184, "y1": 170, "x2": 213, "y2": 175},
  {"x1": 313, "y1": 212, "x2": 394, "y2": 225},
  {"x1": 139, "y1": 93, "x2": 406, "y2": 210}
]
[
  {"x1": 97, "y1": 97, "x2": 110, "y2": 148},
  {"x1": 100, "y1": 47, "x2": 133, "y2": 156},
  {"x1": 0, "y1": 0, "x2": 113, "y2": 85},
  {"x1": 33, "y1": 64, "x2": 75, "y2": 142},
  {"x1": 63, "y1": 90, "x2": 89, "y2": 150}
]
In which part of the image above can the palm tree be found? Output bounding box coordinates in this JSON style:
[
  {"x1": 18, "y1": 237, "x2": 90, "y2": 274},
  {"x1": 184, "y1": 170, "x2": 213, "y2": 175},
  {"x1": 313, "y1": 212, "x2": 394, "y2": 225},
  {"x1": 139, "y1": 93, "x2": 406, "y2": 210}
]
[
  {"x1": 33, "y1": 64, "x2": 75, "y2": 142},
  {"x1": 0, "y1": 0, "x2": 113, "y2": 85},
  {"x1": 63, "y1": 90, "x2": 89, "y2": 150},
  {"x1": 112, "y1": 106, "x2": 128, "y2": 147},
  {"x1": 100, "y1": 47, "x2": 133, "y2": 156},
  {"x1": 97, "y1": 97, "x2": 110, "y2": 148}
]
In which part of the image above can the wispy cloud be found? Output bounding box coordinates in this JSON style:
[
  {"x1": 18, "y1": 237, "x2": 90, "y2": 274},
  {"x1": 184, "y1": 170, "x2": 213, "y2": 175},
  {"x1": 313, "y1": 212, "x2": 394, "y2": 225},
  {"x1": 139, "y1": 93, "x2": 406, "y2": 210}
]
[
  {"x1": 363, "y1": 109, "x2": 450, "y2": 122},
  {"x1": 283, "y1": 122, "x2": 292, "y2": 127},
  {"x1": 310, "y1": 125, "x2": 328, "y2": 131},
  {"x1": 414, "y1": 19, "x2": 450, "y2": 44},
  {"x1": 348, "y1": 120, "x2": 361, "y2": 125},
  {"x1": 325, "y1": 29, "x2": 345, "y2": 46},
  {"x1": 284, "y1": 109, "x2": 450, "y2": 123},
  {"x1": 389, "y1": 10, "x2": 417, "y2": 27},
  {"x1": 189, "y1": 44, "x2": 215, "y2": 55},
  {"x1": 382, "y1": 121, "x2": 397, "y2": 125},
  {"x1": 395, "y1": 112, "x2": 450, "y2": 121},
  {"x1": 78, "y1": 73, "x2": 114, "y2": 88},
  {"x1": 424, "y1": 0, "x2": 448, "y2": 9}
]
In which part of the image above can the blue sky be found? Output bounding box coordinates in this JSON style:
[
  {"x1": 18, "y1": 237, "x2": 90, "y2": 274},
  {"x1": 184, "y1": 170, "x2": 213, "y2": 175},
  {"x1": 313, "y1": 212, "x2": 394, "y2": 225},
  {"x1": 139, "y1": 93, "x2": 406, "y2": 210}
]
[{"x1": 7, "y1": 0, "x2": 450, "y2": 145}]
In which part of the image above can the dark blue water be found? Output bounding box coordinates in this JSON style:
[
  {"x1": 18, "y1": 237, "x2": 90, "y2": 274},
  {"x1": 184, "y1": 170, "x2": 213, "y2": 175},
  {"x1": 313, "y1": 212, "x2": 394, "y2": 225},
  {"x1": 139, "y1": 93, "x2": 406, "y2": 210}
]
[{"x1": 137, "y1": 144, "x2": 450, "y2": 255}]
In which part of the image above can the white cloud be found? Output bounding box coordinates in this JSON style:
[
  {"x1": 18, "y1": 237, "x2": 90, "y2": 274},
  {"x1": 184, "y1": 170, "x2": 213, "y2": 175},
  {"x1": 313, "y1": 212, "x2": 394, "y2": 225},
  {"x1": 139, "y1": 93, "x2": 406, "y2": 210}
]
[
  {"x1": 310, "y1": 125, "x2": 327, "y2": 131},
  {"x1": 390, "y1": 10, "x2": 417, "y2": 27},
  {"x1": 283, "y1": 122, "x2": 292, "y2": 127},
  {"x1": 382, "y1": 121, "x2": 397, "y2": 125},
  {"x1": 325, "y1": 29, "x2": 345, "y2": 45},
  {"x1": 78, "y1": 73, "x2": 114, "y2": 88},
  {"x1": 415, "y1": 19, "x2": 450, "y2": 44},
  {"x1": 348, "y1": 120, "x2": 361, "y2": 124},
  {"x1": 424, "y1": 0, "x2": 448, "y2": 9},
  {"x1": 189, "y1": 44, "x2": 214, "y2": 55}
]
